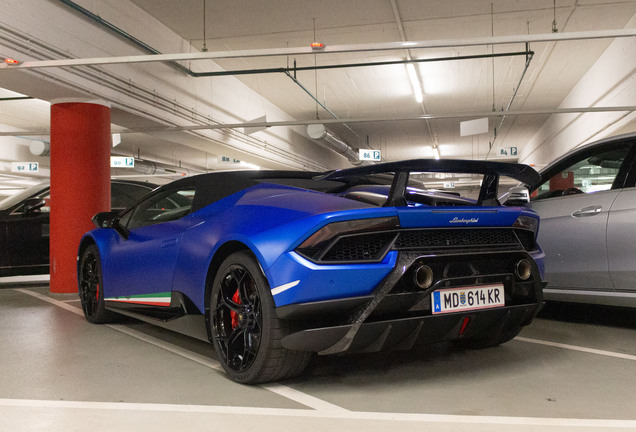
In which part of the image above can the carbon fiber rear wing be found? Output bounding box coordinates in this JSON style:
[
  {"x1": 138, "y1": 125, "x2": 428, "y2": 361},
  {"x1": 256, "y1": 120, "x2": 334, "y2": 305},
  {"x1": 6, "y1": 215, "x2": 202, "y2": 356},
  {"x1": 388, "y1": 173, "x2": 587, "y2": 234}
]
[{"x1": 319, "y1": 159, "x2": 540, "y2": 207}]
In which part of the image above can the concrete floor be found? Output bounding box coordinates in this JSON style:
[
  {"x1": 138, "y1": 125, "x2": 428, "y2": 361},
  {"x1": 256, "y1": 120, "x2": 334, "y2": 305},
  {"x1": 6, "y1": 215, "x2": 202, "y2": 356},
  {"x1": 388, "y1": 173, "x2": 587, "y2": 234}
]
[{"x1": 0, "y1": 284, "x2": 635, "y2": 432}]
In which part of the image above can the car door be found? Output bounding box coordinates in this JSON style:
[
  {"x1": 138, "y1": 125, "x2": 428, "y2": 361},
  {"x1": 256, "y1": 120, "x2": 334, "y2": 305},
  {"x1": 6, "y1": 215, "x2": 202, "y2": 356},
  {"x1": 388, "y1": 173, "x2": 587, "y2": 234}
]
[
  {"x1": 527, "y1": 140, "x2": 634, "y2": 291},
  {"x1": 4, "y1": 189, "x2": 51, "y2": 275},
  {"x1": 606, "y1": 156, "x2": 636, "y2": 293},
  {"x1": 101, "y1": 184, "x2": 196, "y2": 301}
]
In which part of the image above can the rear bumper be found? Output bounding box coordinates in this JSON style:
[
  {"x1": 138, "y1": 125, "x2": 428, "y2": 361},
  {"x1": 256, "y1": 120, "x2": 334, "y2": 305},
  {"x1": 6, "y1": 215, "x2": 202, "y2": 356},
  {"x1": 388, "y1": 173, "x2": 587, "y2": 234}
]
[
  {"x1": 276, "y1": 250, "x2": 545, "y2": 354},
  {"x1": 281, "y1": 303, "x2": 542, "y2": 353}
]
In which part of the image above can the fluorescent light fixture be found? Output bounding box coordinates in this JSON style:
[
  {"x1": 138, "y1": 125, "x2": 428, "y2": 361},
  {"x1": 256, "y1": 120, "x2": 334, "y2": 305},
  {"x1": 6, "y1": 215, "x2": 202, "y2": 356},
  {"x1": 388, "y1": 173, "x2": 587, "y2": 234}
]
[
  {"x1": 239, "y1": 161, "x2": 261, "y2": 170},
  {"x1": 406, "y1": 63, "x2": 423, "y2": 103}
]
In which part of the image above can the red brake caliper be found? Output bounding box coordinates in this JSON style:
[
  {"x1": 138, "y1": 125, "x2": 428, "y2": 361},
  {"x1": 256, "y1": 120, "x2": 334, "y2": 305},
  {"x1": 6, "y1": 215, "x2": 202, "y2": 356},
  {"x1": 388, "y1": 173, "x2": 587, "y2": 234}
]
[{"x1": 230, "y1": 290, "x2": 241, "y2": 329}]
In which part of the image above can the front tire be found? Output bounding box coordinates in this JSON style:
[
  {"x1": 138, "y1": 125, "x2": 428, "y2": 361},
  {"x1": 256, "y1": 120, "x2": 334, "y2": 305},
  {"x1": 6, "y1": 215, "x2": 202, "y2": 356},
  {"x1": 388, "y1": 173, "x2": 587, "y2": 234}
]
[
  {"x1": 209, "y1": 251, "x2": 311, "y2": 384},
  {"x1": 78, "y1": 244, "x2": 114, "y2": 324}
]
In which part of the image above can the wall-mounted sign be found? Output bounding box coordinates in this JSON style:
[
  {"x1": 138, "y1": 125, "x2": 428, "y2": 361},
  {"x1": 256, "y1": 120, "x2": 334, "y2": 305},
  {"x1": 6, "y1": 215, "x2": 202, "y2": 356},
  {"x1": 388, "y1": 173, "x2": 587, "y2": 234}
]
[
  {"x1": 110, "y1": 157, "x2": 135, "y2": 168},
  {"x1": 243, "y1": 116, "x2": 267, "y2": 135},
  {"x1": 11, "y1": 162, "x2": 38, "y2": 173},
  {"x1": 219, "y1": 156, "x2": 241, "y2": 164},
  {"x1": 460, "y1": 118, "x2": 489, "y2": 137},
  {"x1": 359, "y1": 149, "x2": 381, "y2": 161},
  {"x1": 498, "y1": 147, "x2": 518, "y2": 157},
  {"x1": 443, "y1": 181, "x2": 455, "y2": 189}
]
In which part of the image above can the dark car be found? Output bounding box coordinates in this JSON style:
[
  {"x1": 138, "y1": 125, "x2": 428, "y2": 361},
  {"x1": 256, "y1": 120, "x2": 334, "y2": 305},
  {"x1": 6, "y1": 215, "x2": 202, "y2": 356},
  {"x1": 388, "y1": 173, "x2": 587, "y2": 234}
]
[
  {"x1": 78, "y1": 159, "x2": 545, "y2": 383},
  {"x1": 0, "y1": 180, "x2": 156, "y2": 277},
  {"x1": 526, "y1": 132, "x2": 636, "y2": 308}
]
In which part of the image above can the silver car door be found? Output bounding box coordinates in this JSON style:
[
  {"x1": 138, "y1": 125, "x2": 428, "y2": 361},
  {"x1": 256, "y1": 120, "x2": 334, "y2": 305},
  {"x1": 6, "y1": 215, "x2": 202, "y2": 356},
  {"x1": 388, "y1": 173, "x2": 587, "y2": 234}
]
[
  {"x1": 528, "y1": 141, "x2": 634, "y2": 291},
  {"x1": 607, "y1": 186, "x2": 636, "y2": 293},
  {"x1": 529, "y1": 190, "x2": 619, "y2": 290}
]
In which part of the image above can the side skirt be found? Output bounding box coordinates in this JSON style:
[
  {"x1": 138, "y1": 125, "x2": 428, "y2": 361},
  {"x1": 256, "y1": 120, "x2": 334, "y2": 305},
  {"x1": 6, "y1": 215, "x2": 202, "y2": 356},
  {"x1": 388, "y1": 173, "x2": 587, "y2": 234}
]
[
  {"x1": 105, "y1": 291, "x2": 209, "y2": 342},
  {"x1": 106, "y1": 307, "x2": 209, "y2": 342}
]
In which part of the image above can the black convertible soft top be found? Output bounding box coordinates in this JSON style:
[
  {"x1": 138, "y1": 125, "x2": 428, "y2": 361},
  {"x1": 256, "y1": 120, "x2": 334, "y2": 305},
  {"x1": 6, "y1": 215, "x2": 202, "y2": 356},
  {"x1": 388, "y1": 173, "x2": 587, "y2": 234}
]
[{"x1": 154, "y1": 159, "x2": 539, "y2": 212}]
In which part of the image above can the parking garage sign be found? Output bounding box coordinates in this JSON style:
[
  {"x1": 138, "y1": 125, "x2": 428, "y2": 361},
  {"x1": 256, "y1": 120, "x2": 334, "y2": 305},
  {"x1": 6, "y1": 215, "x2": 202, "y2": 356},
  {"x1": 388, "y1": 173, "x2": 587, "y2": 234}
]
[
  {"x1": 359, "y1": 149, "x2": 381, "y2": 161},
  {"x1": 11, "y1": 162, "x2": 38, "y2": 173},
  {"x1": 110, "y1": 157, "x2": 135, "y2": 168}
]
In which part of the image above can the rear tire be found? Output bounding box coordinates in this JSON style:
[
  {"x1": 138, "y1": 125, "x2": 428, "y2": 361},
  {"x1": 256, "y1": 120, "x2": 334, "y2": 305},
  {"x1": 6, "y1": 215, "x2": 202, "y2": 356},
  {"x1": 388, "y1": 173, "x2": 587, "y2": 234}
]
[
  {"x1": 78, "y1": 245, "x2": 114, "y2": 324},
  {"x1": 209, "y1": 251, "x2": 311, "y2": 384}
]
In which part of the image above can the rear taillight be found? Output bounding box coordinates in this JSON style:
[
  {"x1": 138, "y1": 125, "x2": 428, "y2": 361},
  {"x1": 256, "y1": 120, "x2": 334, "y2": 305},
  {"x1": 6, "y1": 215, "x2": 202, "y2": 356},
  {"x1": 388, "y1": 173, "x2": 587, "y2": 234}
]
[{"x1": 296, "y1": 216, "x2": 400, "y2": 262}]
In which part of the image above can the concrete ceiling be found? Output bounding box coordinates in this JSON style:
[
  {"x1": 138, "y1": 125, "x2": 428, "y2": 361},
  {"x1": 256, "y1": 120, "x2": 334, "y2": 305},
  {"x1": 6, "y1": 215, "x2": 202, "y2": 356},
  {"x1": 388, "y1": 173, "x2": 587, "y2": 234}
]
[
  {"x1": 128, "y1": 0, "x2": 636, "y2": 159},
  {"x1": 1, "y1": 0, "x2": 636, "y2": 192}
]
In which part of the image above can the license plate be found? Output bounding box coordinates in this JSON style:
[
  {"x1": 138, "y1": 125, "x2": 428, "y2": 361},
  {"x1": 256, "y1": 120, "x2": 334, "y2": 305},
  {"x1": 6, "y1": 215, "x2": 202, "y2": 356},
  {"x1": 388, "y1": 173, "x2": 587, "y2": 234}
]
[{"x1": 431, "y1": 284, "x2": 505, "y2": 315}]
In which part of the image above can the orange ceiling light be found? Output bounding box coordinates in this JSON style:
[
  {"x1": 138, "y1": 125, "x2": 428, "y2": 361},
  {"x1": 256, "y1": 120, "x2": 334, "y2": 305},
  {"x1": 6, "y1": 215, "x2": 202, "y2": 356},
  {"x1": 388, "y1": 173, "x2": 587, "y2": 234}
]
[{"x1": 4, "y1": 58, "x2": 20, "y2": 65}]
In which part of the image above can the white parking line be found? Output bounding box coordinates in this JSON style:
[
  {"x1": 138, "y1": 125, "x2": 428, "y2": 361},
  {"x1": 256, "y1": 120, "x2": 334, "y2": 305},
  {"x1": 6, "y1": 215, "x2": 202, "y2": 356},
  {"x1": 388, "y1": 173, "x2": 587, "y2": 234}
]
[
  {"x1": 14, "y1": 288, "x2": 347, "y2": 412},
  {"x1": 0, "y1": 398, "x2": 635, "y2": 429},
  {"x1": 13, "y1": 288, "x2": 636, "y2": 429},
  {"x1": 0, "y1": 275, "x2": 49, "y2": 284},
  {"x1": 516, "y1": 337, "x2": 636, "y2": 361}
]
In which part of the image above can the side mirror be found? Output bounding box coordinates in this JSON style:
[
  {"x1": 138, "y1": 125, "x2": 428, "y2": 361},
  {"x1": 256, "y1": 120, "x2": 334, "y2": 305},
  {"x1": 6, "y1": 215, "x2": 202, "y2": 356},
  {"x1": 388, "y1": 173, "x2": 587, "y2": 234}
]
[
  {"x1": 505, "y1": 185, "x2": 530, "y2": 206},
  {"x1": 92, "y1": 211, "x2": 130, "y2": 239},
  {"x1": 92, "y1": 211, "x2": 119, "y2": 228},
  {"x1": 23, "y1": 198, "x2": 46, "y2": 215}
]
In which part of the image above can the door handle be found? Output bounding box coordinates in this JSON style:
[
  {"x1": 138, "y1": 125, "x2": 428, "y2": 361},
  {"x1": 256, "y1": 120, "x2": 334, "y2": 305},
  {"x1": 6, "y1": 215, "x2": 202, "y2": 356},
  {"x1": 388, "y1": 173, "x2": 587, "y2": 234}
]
[{"x1": 571, "y1": 206, "x2": 602, "y2": 217}]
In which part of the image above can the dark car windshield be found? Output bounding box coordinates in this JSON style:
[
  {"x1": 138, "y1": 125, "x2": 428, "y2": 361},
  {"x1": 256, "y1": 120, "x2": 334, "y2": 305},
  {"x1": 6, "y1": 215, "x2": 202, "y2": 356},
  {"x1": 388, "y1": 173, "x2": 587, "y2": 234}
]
[{"x1": 0, "y1": 183, "x2": 48, "y2": 211}]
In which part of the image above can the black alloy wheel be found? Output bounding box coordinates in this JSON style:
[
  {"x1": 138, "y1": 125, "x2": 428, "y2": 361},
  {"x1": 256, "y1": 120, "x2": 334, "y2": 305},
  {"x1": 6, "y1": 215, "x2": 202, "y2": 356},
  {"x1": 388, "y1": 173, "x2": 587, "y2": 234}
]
[
  {"x1": 78, "y1": 244, "x2": 113, "y2": 324},
  {"x1": 214, "y1": 261, "x2": 262, "y2": 373},
  {"x1": 210, "y1": 251, "x2": 311, "y2": 384}
]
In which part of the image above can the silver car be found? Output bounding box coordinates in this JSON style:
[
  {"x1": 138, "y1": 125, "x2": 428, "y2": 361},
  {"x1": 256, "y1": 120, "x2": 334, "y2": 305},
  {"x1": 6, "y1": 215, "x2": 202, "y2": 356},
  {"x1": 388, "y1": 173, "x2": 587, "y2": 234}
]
[{"x1": 526, "y1": 132, "x2": 636, "y2": 308}]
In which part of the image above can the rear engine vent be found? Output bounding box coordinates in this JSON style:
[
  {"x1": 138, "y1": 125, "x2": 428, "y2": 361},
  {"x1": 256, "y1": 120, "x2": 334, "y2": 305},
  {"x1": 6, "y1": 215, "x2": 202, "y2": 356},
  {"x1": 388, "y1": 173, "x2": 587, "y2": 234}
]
[
  {"x1": 322, "y1": 232, "x2": 397, "y2": 262},
  {"x1": 514, "y1": 229, "x2": 536, "y2": 251},
  {"x1": 395, "y1": 228, "x2": 521, "y2": 251}
]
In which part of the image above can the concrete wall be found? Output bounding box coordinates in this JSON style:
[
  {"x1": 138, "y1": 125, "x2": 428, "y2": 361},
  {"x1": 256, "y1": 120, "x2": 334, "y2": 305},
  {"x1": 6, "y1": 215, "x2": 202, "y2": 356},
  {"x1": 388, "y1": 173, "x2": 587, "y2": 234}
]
[{"x1": 519, "y1": 14, "x2": 636, "y2": 169}]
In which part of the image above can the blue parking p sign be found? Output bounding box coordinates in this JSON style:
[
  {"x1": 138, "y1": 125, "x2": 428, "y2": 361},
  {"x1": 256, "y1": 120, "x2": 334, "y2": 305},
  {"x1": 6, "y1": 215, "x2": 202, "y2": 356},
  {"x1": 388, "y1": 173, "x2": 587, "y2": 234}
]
[
  {"x1": 111, "y1": 157, "x2": 135, "y2": 168},
  {"x1": 359, "y1": 149, "x2": 381, "y2": 161}
]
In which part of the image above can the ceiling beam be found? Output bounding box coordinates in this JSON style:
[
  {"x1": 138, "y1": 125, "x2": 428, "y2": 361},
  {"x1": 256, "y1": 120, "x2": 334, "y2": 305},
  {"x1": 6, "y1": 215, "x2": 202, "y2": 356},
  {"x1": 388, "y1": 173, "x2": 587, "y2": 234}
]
[
  {"x1": 2, "y1": 106, "x2": 635, "y2": 136},
  {"x1": 2, "y1": 29, "x2": 636, "y2": 70}
]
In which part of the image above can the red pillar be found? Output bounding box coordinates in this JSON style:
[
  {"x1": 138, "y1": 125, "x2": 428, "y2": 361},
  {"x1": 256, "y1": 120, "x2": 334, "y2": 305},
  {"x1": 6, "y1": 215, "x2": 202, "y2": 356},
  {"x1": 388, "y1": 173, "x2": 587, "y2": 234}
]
[{"x1": 50, "y1": 101, "x2": 111, "y2": 293}]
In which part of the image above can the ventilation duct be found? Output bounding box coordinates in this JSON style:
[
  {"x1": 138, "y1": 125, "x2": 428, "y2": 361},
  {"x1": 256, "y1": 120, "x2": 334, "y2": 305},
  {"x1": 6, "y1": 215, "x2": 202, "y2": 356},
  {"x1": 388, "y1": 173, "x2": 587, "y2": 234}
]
[
  {"x1": 29, "y1": 140, "x2": 50, "y2": 156},
  {"x1": 110, "y1": 158, "x2": 194, "y2": 177},
  {"x1": 307, "y1": 124, "x2": 362, "y2": 166}
]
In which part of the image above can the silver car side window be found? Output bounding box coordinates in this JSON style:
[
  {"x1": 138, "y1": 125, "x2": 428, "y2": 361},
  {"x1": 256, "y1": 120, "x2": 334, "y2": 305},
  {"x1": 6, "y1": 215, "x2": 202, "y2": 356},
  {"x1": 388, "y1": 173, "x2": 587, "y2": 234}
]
[{"x1": 533, "y1": 146, "x2": 630, "y2": 200}]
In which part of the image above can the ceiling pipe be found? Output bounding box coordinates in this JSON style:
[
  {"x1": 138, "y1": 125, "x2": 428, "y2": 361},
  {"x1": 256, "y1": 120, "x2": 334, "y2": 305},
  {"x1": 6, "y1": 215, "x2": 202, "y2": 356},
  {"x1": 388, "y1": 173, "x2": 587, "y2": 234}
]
[
  {"x1": 4, "y1": 105, "x2": 636, "y2": 138},
  {"x1": 110, "y1": 158, "x2": 195, "y2": 177},
  {"x1": 0, "y1": 25, "x2": 325, "y2": 171},
  {"x1": 54, "y1": 0, "x2": 193, "y2": 76},
  {"x1": 53, "y1": 0, "x2": 370, "y2": 160},
  {"x1": 486, "y1": 45, "x2": 535, "y2": 159},
  {"x1": 0, "y1": 96, "x2": 34, "y2": 101},
  {"x1": 192, "y1": 51, "x2": 532, "y2": 77},
  {"x1": 4, "y1": 28, "x2": 636, "y2": 70},
  {"x1": 285, "y1": 70, "x2": 367, "y2": 152},
  {"x1": 306, "y1": 124, "x2": 362, "y2": 165}
]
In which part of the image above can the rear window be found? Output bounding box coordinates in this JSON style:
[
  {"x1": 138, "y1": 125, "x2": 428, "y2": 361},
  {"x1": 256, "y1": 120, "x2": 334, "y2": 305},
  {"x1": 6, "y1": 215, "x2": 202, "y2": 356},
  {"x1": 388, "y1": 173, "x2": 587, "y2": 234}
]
[{"x1": 111, "y1": 183, "x2": 153, "y2": 209}]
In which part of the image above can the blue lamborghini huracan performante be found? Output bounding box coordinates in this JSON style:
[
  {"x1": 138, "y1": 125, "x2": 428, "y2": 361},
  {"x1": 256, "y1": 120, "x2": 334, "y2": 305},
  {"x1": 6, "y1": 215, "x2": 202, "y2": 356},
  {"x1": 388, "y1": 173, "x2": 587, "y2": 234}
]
[{"x1": 78, "y1": 159, "x2": 546, "y2": 383}]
